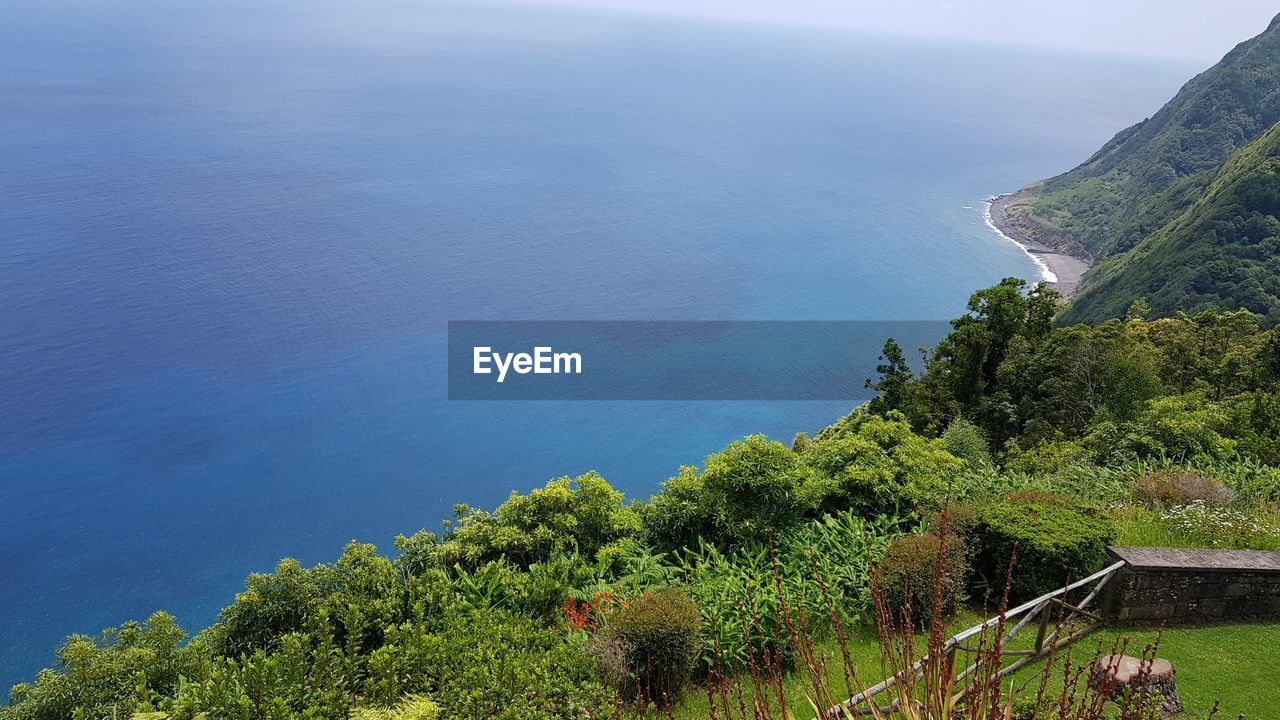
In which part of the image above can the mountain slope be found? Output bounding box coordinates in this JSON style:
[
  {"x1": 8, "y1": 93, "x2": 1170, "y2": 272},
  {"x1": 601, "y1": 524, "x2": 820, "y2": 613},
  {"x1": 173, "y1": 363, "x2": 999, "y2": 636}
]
[
  {"x1": 1005, "y1": 12, "x2": 1280, "y2": 262},
  {"x1": 1062, "y1": 120, "x2": 1280, "y2": 324}
]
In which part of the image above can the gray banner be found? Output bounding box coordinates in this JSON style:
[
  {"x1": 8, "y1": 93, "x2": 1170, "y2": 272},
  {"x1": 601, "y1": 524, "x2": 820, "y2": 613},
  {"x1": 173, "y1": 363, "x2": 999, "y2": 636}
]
[{"x1": 448, "y1": 321, "x2": 948, "y2": 400}]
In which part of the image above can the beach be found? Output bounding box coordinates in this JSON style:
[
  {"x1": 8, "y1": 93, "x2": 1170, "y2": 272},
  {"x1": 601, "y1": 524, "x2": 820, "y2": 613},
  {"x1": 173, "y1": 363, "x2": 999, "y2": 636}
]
[{"x1": 984, "y1": 192, "x2": 1092, "y2": 294}]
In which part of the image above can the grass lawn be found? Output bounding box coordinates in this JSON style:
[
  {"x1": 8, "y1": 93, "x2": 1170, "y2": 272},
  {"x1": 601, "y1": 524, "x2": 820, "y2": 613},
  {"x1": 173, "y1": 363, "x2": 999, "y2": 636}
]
[
  {"x1": 1006, "y1": 622, "x2": 1280, "y2": 719},
  {"x1": 651, "y1": 617, "x2": 1280, "y2": 719}
]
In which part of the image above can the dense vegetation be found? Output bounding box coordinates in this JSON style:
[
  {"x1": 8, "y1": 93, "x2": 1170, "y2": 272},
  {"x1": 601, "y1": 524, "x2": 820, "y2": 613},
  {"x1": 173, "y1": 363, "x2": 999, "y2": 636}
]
[
  {"x1": 6, "y1": 279, "x2": 1280, "y2": 719},
  {"x1": 1065, "y1": 121, "x2": 1280, "y2": 323},
  {"x1": 1003, "y1": 12, "x2": 1280, "y2": 323}
]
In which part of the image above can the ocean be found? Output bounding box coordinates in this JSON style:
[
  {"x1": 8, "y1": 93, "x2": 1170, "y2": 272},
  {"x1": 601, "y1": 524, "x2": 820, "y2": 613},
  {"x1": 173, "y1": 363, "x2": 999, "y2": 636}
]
[{"x1": 0, "y1": 0, "x2": 1194, "y2": 689}]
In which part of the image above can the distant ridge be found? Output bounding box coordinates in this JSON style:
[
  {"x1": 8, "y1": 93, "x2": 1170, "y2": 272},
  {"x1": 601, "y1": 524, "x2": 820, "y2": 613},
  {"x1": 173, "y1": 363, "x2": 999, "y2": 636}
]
[
  {"x1": 1063, "y1": 120, "x2": 1280, "y2": 323},
  {"x1": 1002, "y1": 12, "x2": 1280, "y2": 323}
]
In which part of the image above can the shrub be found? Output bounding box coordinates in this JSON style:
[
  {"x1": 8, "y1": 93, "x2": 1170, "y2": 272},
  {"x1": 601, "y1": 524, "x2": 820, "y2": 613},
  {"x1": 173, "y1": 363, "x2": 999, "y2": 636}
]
[
  {"x1": 208, "y1": 542, "x2": 402, "y2": 658},
  {"x1": 449, "y1": 558, "x2": 573, "y2": 620},
  {"x1": 439, "y1": 472, "x2": 642, "y2": 569},
  {"x1": 606, "y1": 588, "x2": 702, "y2": 702},
  {"x1": 1133, "y1": 469, "x2": 1235, "y2": 507},
  {"x1": 2, "y1": 613, "x2": 193, "y2": 720},
  {"x1": 1003, "y1": 439, "x2": 1091, "y2": 475},
  {"x1": 196, "y1": 630, "x2": 361, "y2": 720},
  {"x1": 927, "y1": 503, "x2": 981, "y2": 549},
  {"x1": 645, "y1": 435, "x2": 824, "y2": 550},
  {"x1": 363, "y1": 610, "x2": 612, "y2": 719},
  {"x1": 874, "y1": 533, "x2": 966, "y2": 624},
  {"x1": 941, "y1": 418, "x2": 993, "y2": 470},
  {"x1": 206, "y1": 558, "x2": 330, "y2": 657},
  {"x1": 1086, "y1": 392, "x2": 1236, "y2": 463},
  {"x1": 800, "y1": 412, "x2": 963, "y2": 514},
  {"x1": 970, "y1": 493, "x2": 1114, "y2": 600}
]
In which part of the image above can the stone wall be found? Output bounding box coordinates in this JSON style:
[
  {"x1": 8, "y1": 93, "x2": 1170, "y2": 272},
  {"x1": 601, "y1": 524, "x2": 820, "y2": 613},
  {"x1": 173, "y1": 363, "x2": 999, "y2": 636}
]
[{"x1": 1104, "y1": 546, "x2": 1280, "y2": 624}]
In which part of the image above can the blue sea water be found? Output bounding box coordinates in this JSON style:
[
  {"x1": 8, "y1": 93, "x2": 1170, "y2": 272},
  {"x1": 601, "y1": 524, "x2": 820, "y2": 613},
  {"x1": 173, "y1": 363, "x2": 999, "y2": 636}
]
[{"x1": 0, "y1": 0, "x2": 1195, "y2": 688}]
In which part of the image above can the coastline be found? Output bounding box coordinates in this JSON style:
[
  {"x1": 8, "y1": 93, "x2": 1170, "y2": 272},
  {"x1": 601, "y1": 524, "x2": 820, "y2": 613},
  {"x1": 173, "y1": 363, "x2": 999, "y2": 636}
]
[{"x1": 982, "y1": 192, "x2": 1091, "y2": 295}]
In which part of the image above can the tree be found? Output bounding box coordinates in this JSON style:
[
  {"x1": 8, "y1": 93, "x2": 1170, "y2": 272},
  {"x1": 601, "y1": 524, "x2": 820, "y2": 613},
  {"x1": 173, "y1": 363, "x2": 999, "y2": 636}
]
[
  {"x1": 1262, "y1": 331, "x2": 1280, "y2": 390},
  {"x1": 439, "y1": 472, "x2": 641, "y2": 568},
  {"x1": 865, "y1": 338, "x2": 912, "y2": 414},
  {"x1": 804, "y1": 411, "x2": 963, "y2": 513},
  {"x1": 1126, "y1": 298, "x2": 1153, "y2": 322},
  {"x1": 644, "y1": 435, "x2": 823, "y2": 550}
]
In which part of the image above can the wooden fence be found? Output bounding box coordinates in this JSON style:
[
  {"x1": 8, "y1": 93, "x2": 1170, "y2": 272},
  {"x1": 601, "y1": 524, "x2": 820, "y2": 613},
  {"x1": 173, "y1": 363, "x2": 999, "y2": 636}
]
[{"x1": 821, "y1": 559, "x2": 1128, "y2": 718}]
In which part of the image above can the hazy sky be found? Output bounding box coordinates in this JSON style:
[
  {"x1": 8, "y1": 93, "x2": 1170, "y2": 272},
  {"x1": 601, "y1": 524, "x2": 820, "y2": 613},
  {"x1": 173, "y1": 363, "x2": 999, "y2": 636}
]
[{"x1": 512, "y1": 0, "x2": 1280, "y2": 62}]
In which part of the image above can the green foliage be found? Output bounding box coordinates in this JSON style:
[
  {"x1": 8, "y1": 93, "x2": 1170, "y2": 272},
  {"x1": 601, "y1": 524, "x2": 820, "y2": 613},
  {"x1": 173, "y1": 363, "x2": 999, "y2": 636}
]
[
  {"x1": 193, "y1": 624, "x2": 360, "y2": 720},
  {"x1": 941, "y1": 418, "x2": 993, "y2": 470},
  {"x1": 439, "y1": 471, "x2": 641, "y2": 569},
  {"x1": 606, "y1": 589, "x2": 702, "y2": 702},
  {"x1": 364, "y1": 610, "x2": 612, "y2": 719},
  {"x1": 393, "y1": 530, "x2": 440, "y2": 577},
  {"x1": 206, "y1": 542, "x2": 401, "y2": 659},
  {"x1": 969, "y1": 493, "x2": 1114, "y2": 600},
  {"x1": 677, "y1": 511, "x2": 903, "y2": 672},
  {"x1": 874, "y1": 533, "x2": 966, "y2": 624},
  {"x1": 1003, "y1": 440, "x2": 1092, "y2": 475},
  {"x1": 644, "y1": 435, "x2": 824, "y2": 550},
  {"x1": 1029, "y1": 321, "x2": 1165, "y2": 433},
  {"x1": 894, "y1": 281, "x2": 1280, "y2": 471},
  {"x1": 353, "y1": 695, "x2": 439, "y2": 720},
  {"x1": 447, "y1": 559, "x2": 564, "y2": 618},
  {"x1": 12, "y1": 278, "x2": 1280, "y2": 720},
  {"x1": 205, "y1": 558, "x2": 327, "y2": 659},
  {"x1": 802, "y1": 411, "x2": 963, "y2": 514},
  {"x1": 899, "y1": 278, "x2": 1061, "y2": 442},
  {"x1": 864, "y1": 338, "x2": 914, "y2": 414},
  {"x1": 447, "y1": 553, "x2": 606, "y2": 620},
  {"x1": 1215, "y1": 457, "x2": 1280, "y2": 504},
  {"x1": 3, "y1": 614, "x2": 191, "y2": 720},
  {"x1": 1005, "y1": 13, "x2": 1280, "y2": 322},
  {"x1": 1085, "y1": 392, "x2": 1236, "y2": 463},
  {"x1": 1226, "y1": 390, "x2": 1280, "y2": 464}
]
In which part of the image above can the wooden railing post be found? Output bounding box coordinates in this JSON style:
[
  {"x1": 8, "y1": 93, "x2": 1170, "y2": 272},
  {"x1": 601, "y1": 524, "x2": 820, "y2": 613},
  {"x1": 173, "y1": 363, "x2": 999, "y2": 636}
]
[{"x1": 1034, "y1": 600, "x2": 1052, "y2": 654}]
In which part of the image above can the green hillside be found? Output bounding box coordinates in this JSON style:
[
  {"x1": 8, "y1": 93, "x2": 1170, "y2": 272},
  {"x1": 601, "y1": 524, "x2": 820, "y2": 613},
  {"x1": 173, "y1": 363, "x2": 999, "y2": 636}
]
[
  {"x1": 1008, "y1": 12, "x2": 1280, "y2": 261},
  {"x1": 1000, "y1": 12, "x2": 1280, "y2": 323},
  {"x1": 1064, "y1": 119, "x2": 1280, "y2": 323}
]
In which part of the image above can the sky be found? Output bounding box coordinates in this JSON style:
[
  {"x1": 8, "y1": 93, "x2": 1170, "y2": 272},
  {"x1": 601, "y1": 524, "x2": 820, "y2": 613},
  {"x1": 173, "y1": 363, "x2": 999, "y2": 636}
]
[{"x1": 509, "y1": 0, "x2": 1280, "y2": 62}]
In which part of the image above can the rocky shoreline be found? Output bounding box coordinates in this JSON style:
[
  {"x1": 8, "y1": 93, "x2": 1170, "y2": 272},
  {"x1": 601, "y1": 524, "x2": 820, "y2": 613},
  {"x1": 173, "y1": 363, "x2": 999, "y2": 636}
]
[{"x1": 984, "y1": 192, "x2": 1092, "y2": 295}]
